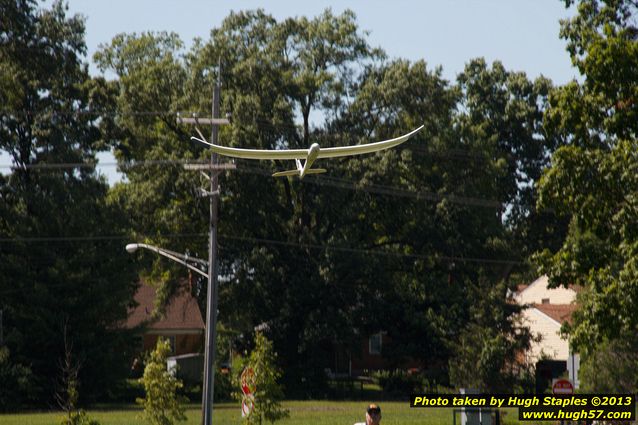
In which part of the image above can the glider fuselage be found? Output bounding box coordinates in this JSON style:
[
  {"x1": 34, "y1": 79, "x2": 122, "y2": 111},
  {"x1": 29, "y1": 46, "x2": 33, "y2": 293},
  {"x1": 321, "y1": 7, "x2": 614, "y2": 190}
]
[{"x1": 299, "y1": 143, "x2": 320, "y2": 178}]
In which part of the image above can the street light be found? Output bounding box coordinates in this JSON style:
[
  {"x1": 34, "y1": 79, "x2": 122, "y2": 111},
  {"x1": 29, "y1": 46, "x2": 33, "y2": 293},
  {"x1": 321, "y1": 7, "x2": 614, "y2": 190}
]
[
  {"x1": 126, "y1": 242, "x2": 216, "y2": 420},
  {"x1": 125, "y1": 243, "x2": 208, "y2": 278}
]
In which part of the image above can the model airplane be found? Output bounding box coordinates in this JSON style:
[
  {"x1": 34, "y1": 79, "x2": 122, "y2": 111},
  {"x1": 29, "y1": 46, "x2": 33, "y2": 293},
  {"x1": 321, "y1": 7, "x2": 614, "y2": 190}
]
[{"x1": 192, "y1": 125, "x2": 424, "y2": 178}]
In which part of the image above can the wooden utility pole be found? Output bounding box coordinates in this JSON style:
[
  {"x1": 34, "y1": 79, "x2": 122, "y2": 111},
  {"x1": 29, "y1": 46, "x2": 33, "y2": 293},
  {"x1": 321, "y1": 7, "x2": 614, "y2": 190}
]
[{"x1": 178, "y1": 72, "x2": 234, "y2": 425}]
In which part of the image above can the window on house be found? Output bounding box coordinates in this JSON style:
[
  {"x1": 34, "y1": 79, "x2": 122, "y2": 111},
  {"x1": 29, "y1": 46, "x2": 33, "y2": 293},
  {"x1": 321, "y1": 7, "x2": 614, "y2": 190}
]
[
  {"x1": 541, "y1": 298, "x2": 550, "y2": 304},
  {"x1": 369, "y1": 333, "x2": 382, "y2": 355}
]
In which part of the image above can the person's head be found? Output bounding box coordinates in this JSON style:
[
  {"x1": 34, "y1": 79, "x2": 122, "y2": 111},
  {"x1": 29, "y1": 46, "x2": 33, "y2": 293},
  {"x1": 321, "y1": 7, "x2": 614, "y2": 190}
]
[{"x1": 366, "y1": 403, "x2": 381, "y2": 425}]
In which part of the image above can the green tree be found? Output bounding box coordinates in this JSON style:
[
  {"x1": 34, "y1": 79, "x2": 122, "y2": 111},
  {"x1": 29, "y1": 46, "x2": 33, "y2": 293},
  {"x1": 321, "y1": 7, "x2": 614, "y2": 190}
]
[
  {"x1": 536, "y1": 142, "x2": 638, "y2": 350},
  {"x1": 534, "y1": 0, "x2": 638, "y2": 391},
  {"x1": 548, "y1": 0, "x2": 638, "y2": 145},
  {"x1": 94, "y1": 9, "x2": 387, "y2": 395},
  {"x1": 233, "y1": 332, "x2": 288, "y2": 425},
  {"x1": 449, "y1": 278, "x2": 536, "y2": 392},
  {"x1": 455, "y1": 58, "x2": 565, "y2": 261},
  {"x1": 0, "y1": 0, "x2": 137, "y2": 404},
  {"x1": 339, "y1": 57, "x2": 550, "y2": 389},
  {"x1": 137, "y1": 338, "x2": 187, "y2": 425},
  {"x1": 94, "y1": 8, "x2": 551, "y2": 394}
]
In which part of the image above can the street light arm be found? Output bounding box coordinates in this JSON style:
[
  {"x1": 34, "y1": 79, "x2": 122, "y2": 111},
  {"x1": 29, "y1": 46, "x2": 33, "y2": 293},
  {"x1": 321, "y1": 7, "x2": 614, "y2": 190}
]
[
  {"x1": 136, "y1": 243, "x2": 208, "y2": 266},
  {"x1": 126, "y1": 243, "x2": 209, "y2": 278}
]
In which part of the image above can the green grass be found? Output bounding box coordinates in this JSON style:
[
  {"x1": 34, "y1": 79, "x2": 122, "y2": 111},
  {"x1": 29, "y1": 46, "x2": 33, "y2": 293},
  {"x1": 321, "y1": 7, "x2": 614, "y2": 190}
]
[{"x1": 0, "y1": 401, "x2": 522, "y2": 425}]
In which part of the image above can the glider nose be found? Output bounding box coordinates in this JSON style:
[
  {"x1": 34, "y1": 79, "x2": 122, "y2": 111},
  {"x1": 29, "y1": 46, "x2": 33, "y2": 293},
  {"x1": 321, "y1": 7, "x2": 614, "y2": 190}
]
[{"x1": 307, "y1": 143, "x2": 320, "y2": 162}]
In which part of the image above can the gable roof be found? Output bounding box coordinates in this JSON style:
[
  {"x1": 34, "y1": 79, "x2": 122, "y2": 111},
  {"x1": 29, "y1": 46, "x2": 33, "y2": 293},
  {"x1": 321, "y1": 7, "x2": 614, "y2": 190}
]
[
  {"x1": 532, "y1": 303, "x2": 577, "y2": 325},
  {"x1": 517, "y1": 275, "x2": 582, "y2": 296},
  {"x1": 126, "y1": 280, "x2": 205, "y2": 331},
  {"x1": 515, "y1": 275, "x2": 581, "y2": 306},
  {"x1": 516, "y1": 283, "x2": 529, "y2": 293}
]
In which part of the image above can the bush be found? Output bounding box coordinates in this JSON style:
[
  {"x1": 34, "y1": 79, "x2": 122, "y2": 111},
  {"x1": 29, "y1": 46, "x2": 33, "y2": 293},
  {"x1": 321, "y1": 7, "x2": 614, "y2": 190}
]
[
  {"x1": 60, "y1": 410, "x2": 99, "y2": 425},
  {"x1": 373, "y1": 369, "x2": 427, "y2": 396},
  {"x1": 0, "y1": 346, "x2": 34, "y2": 411},
  {"x1": 579, "y1": 337, "x2": 638, "y2": 393},
  {"x1": 214, "y1": 367, "x2": 233, "y2": 402},
  {"x1": 232, "y1": 332, "x2": 289, "y2": 425},
  {"x1": 137, "y1": 338, "x2": 187, "y2": 425}
]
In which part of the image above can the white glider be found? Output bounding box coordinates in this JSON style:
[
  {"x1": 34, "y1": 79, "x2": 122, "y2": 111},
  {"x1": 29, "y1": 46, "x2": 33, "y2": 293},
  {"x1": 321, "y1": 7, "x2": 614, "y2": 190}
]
[{"x1": 192, "y1": 125, "x2": 424, "y2": 178}]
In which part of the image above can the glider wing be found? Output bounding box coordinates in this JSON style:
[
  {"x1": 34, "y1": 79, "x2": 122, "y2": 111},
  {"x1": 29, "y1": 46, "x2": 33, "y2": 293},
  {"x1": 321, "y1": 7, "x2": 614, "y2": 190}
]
[
  {"x1": 317, "y1": 125, "x2": 424, "y2": 159},
  {"x1": 191, "y1": 125, "x2": 424, "y2": 160}
]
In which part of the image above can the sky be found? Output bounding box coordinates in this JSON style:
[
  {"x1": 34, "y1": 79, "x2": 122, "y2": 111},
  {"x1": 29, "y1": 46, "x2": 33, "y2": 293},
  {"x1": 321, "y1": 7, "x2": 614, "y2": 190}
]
[{"x1": 3, "y1": 0, "x2": 578, "y2": 183}]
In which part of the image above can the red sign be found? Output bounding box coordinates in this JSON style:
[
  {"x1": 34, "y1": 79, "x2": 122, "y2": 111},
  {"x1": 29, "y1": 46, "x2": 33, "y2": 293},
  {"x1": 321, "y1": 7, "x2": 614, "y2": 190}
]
[
  {"x1": 552, "y1": 379, "x2": 574, "y2": 395},
  {"x1": 240, "y1": 367, "x2": 256, "y2": 418}
]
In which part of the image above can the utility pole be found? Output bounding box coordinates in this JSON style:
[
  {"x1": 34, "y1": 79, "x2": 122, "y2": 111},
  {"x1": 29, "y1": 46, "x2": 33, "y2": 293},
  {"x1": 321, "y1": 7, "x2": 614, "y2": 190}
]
[{"x1": 178, "y1": 68, "x2": 234, "y2": 425}]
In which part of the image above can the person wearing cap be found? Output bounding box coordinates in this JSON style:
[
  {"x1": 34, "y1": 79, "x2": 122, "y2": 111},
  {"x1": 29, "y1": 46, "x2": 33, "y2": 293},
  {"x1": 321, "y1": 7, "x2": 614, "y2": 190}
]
[{"x1": 354, "y1": 403, "x2": 382, "y2": 425}]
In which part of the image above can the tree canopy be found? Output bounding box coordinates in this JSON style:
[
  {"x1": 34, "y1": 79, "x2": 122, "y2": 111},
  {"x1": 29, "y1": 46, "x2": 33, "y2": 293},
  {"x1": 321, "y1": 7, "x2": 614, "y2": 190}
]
[
  {"x1": 535, "y1": 0, "x2": 638, "y2": 390},
  {"x1": 0, "y1": 0, "x2": 137, "y2": 406},
  {"x1": 1, "y1": 0, "x2": 595, "y2": 405},
  {"x1": 93, "y1": 8, "x2": 552, "y2": 394}
]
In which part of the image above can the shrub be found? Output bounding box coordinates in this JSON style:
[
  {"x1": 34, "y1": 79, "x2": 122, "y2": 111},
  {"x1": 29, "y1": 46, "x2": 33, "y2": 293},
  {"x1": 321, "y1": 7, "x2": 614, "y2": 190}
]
[
  {"x1": 137, "y1": 338, "x2": 187, "y2": 425},
  {"x1": 214, "y1": 367, "x2": 233, "y2": 401},
  {"x1": 232, "y1": 332, "x2": 289, "y2": 425},
  {"x1": 0, "y1": 346, "x2": 34, "y2": 411},
  {"x1": 60, "y1": 410, "x2": 99, "y2": 425},
  {"x1": 579, "y1": 337, "x2": 638, "y2": 393},
  {"x1": 373, "y1": 369, "x2": 426, "y2": 396}
]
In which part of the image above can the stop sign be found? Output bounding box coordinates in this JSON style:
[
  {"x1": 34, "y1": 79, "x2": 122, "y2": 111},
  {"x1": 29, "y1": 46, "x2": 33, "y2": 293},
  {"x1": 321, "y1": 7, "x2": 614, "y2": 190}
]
[{"x1": 552, "y1": 379, "x2": 574, "y2": 395}]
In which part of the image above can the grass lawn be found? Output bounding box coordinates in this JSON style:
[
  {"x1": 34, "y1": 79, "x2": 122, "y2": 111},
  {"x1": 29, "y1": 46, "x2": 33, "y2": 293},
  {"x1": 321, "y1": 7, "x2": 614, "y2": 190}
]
[{"x1": 0, "y1": 401, "x2": 521, "y2": 425}]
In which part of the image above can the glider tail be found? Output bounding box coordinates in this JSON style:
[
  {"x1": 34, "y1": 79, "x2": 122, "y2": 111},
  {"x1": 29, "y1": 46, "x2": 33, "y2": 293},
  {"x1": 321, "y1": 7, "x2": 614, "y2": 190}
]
[
  {"x1": 304, "y1": 168, "x2": 327, "y2": 175},
  {"x1": 272, "y1": 170, "x2": 300, "y2": 177},
  {"x1": 272, "y1": 168, "x2": 327, "y2": 178}
]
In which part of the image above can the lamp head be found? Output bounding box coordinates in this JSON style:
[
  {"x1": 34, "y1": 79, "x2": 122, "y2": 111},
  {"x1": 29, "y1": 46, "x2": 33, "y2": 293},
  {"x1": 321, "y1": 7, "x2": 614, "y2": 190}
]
[{"x1": 125, "y1": 243, "x2": 139, "y2": 254}]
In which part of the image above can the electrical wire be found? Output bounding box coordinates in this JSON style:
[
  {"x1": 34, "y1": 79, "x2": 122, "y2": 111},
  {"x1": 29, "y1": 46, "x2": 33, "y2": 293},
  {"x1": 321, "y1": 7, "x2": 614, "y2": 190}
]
[
  {"x1": 0, "y1": 158, "x2": 503, "y2": 208},
  {"x1": 0, "y1": 232, "x2": 523, "y2": 265}
]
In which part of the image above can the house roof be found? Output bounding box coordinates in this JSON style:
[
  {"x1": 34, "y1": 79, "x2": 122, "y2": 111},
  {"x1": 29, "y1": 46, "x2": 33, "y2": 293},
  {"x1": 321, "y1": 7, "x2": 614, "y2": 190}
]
[
  {"x1": 126, "y1": 280, "x2": 205, "y2": 331},
  {"x1": 516, "y1": 283, "x2": 529, "y2": 293},
  {"x1": 532, "y1": 303, "x2": 577, "y2": 325}
]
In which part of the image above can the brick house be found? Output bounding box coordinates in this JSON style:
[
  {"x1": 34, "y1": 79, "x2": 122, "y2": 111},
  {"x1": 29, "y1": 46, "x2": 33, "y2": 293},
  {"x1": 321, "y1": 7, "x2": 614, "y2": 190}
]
[{"x1": 125, "y1": 280, "x2": 205, "y2": 356}]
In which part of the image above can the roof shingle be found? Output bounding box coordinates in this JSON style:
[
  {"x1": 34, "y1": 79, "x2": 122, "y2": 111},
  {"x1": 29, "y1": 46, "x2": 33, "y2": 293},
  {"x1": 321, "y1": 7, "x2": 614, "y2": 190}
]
[
  {"x1": 125, "y1": 281, "x2": 205, "y2": 331},
  {"x1": 533, "y1": 303, "x2": 577, "y2": 325}
]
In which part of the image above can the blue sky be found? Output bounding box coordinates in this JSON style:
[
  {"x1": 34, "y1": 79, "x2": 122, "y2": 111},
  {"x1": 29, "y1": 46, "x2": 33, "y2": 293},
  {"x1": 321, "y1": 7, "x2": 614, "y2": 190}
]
[
  {"x1": 3, "y1": 0, "x2": 578, "y2": 183},
  {"x1": 70, "y1": 0, "x2": 578, "y2": 84}
]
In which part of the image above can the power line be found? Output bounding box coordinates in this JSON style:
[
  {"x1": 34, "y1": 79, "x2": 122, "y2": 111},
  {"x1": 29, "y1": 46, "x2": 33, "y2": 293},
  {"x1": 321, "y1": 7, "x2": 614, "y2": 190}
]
[
  {"x1": 0, "y1": 233, "x2": 204, "y2": 243},
  {"x1": 0, "y1": 109, "x2": 187, "y2": 118},
  {"x1": 0, "y1": 232, "x2": 523, "y2": 265},
  {"x1": 234, "y1": 164, "x2": 503, "y2": 208},
  {"x1": 221, "y1": 234, "x2": 524, "y2": 266},
  {"x1": 0, "y1": 160, "x2": 503, "y2": 208},
  {"x1": 0, "y1": 159, "x2": 207, "y2": 170}
]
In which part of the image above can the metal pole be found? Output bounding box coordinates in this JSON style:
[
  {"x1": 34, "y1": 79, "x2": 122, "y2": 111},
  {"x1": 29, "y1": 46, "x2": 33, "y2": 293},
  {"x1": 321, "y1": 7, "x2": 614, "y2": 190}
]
[{"x1": 202, "y1": 75, "x2": 221, "y2": 425}]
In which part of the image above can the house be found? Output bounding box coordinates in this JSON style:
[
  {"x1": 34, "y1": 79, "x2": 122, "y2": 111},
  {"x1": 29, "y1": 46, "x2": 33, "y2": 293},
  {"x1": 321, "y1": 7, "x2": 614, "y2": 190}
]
[
  {"x1": 515, "y1": 275, "x2": 578, "y2": 362},
  {"x1": 514, "y1": 275, "x2": 580, "y2": 390},
  {"x1": 125, "y1": 280, "x2": 205, "y2": 357},
  {"x1": 514, "y1": 275, "x2": 578, "y2": 306}
]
